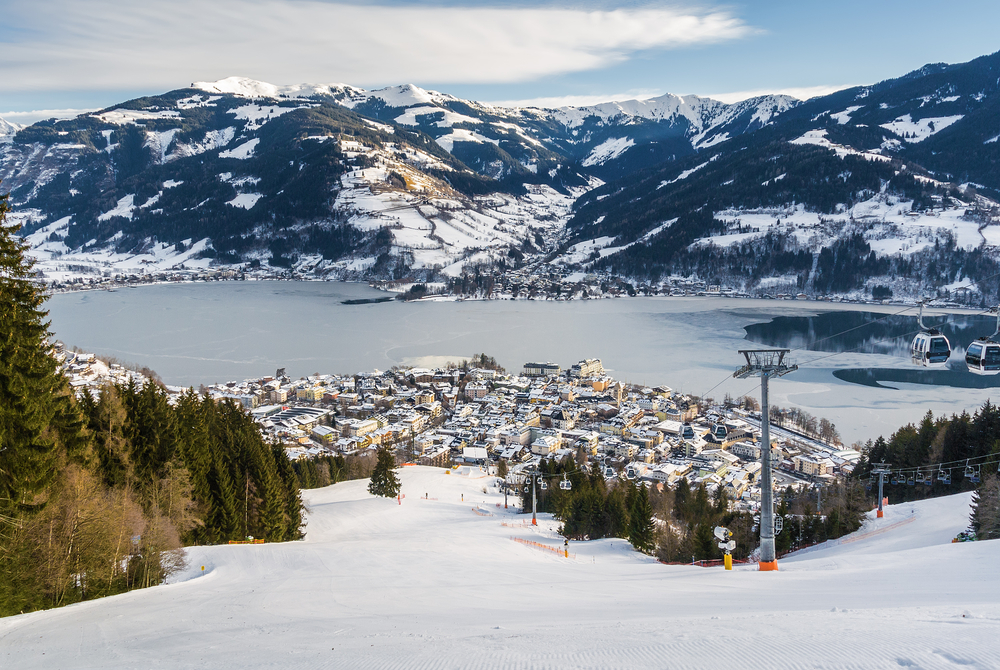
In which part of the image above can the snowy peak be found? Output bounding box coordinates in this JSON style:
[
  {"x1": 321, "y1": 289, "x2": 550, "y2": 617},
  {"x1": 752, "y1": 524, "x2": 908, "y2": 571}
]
[
  {"x1": 547, "y1": 92, "x2": 798, "y2": 132},
  {"x1": 0, "y1": 116, "x2": 22, "y2": 143},
  {"x1": 363, "y1": 83, "x2": 460, "y2": 109},
  {"x1": 177, "y1": 76, "x2": 805, "y2": 180},
  {"x1": 192, "y1": 76, "x2": 366, "y2": 102}
]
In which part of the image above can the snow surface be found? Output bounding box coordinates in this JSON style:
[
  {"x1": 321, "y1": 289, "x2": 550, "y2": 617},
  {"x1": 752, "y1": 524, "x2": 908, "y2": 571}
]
[
  {"x1": 434, "y1": 128, "x2": 499, "y2": 153},
  {"x1": 322, "y1": 139, "x2": 590, "y2": 274},
  {"x1": 97, "y1": 194, "x2": 136, "y2": 221},
  {"x1": 581, "y1": 137, "x2": 635, "y2": 166},
  {"x1": 393, "y1": 105, "x2": 480, "y2": 128},
  {"x1": 790, "y1": 129, "x2": 890, "y2": 162},
  {"x1": 94, "y1": 108, "x2": 180, "y2": 125},
  {"x1": 697, "y1": 195, "x2": 986, "y2": 253},
  {"x1": 830, "y1": 105, "x2": 861, "y2": 125},
  {"x1": 0, "y1": 115, "x2": 22, "y2": 142},
  {"x1": 192, "y1": 76, "x2": 362, "y2": 101},
  {"x1": 228, "y1": 104, "x2": 304, "y2": 131},
  {"x1": 144, "y1": 128, "x2": 180, "y2": 164},
  {"x1": 1, "y1": 468, "x2": 995, "y2": 669},
  {"x1": 219, "y1": 138, "x2": 260, "y2": 159},
  {"x1": 368, "y1": 83, "x2": 458, "y2": 109},
  {"x1": 168, "y1": 127, "x2": 236, "y2": 161},
  {"x1": 226, "y1": 193, "x2": 262, "y2": 209},
  {"x1": 879, "y1": 114, "x2": 964, "y2": 143},
  {"x1": 658, "y1": 160, "x2": 712, "y2": 189}
]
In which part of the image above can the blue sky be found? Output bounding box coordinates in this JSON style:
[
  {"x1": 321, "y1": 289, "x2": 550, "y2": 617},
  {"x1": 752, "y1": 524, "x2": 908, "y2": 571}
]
[{"x1": 3, "y1": 0, "x2": 1000, "y2": 123}]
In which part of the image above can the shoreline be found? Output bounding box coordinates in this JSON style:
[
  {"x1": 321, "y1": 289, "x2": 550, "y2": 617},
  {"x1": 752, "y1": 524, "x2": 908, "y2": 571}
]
[{"x1": 41, "y1": 273, "x2": 991, "y2": 317}]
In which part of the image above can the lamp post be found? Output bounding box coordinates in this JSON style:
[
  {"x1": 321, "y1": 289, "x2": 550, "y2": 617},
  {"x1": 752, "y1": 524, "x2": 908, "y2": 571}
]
[{"x1": 734, "y1": 349, "x2": 797, "y2": 572}]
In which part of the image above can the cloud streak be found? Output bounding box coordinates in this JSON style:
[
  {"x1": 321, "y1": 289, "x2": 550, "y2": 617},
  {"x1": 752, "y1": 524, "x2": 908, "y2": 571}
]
[{"x1": 3, "y1": 1, "x2": 752, "y2": 93}]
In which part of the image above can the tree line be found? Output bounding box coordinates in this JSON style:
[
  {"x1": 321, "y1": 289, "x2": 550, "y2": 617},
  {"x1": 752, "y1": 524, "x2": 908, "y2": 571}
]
[
  {"x1": 854, "y1": 401, "x2": 1000, "y2": 539},
  {"x1": 513, "y1": 452, "x2": 870, "y2": 562},
  {"x1": 0, "y1": 191, "x2": 303, "y2": 616}
]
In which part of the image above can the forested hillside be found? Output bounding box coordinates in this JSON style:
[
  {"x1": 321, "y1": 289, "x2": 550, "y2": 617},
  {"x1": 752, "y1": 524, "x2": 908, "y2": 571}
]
[
  {"x1": 0, "y1": 193, "x2": 303, "y2": 616},
  {"x1": 520, "y1": 456, "x2": 869, "y2": 561}
]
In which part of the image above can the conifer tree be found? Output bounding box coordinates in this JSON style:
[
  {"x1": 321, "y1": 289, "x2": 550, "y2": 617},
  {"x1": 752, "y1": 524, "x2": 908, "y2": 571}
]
[
  {"x1": 0, "y1": 188, "x2": 91, "y2": 614},
  {"x1": 0, "y1": 190, "x2": 83, "y2": 516},
  {"x1": 629, "y1": 483, "x2": 656, "y2": 554},
  {"x1": 673, "y1": 478, "x2": 690, "y2": 522},
  {"x1": 971, "y1": 473, "x2": 1000, "y2": 540},
  {"x1": 368, "y1": 447, "x2": 401, "y2": 498}
]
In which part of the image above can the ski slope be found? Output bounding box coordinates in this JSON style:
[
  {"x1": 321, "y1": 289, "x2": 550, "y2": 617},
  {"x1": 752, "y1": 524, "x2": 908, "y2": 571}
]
[{"x1": 1, "y1": 467, "x2": 997, "y2": 669}]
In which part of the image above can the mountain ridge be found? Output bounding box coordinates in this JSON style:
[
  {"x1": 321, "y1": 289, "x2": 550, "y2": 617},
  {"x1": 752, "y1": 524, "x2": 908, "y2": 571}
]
[{"x1": 4, "y1": 51, "x2": 1000, "y2": 300}]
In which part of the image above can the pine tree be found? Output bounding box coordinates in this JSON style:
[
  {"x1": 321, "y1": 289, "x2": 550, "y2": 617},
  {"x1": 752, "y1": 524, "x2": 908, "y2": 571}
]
[
  {"x1": 0, "y1": 189, "x2": 91, "y2": 614},
  {"x1": 0, "y1": 190, "x2": 82, "y2": 516},
  {"x1": 629, "y1": 483, "x2": 656, "y2": 554},
  {"x1": 368, "y1": 447, "x2": 401, "y2": 498},
  {"x1": 971, "y1": 473, "x2": 1000, "y2": 540},
  {"x1": 673, "y1": 478, "x2": 690, "y2": 522}
]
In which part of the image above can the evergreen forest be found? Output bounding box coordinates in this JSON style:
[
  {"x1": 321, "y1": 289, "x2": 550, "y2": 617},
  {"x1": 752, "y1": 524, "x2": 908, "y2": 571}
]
[
  {"x1": 517, "y1": 457, "x2": 870, "y2": 562},
  {"x1": 854, "y1": 401, "x2": 1000, "y2": 539},
  {"x1": 0, "y1": 192, "x2": 304, "y2": 616}
]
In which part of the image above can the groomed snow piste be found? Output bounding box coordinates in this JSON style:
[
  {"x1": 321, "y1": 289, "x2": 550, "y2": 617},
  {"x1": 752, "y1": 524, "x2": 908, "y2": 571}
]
[{"x1": 1, "y1": 467, "x2": 996, "y2": 669}]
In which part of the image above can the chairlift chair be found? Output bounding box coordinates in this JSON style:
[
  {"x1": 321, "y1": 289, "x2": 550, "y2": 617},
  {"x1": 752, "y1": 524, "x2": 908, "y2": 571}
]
[
  {"x1": 539, "y1": 480, "x2": 548, "y2": 491},
  {"x1": 966, "y1": 309, "x2": 1000, "y2": 375},
  {"x1": 938, "y1": 467, "x2": 951, "y2": 485},
  {"x1": 891, "y1": 472, "x2": 901, "y2": 485},
  {"x1": 906, "y1": 473, "x2": 915, "y2": 486},
  {"x1": 910, "y1": 301, "x2": 951, "y2": 368},
  {"x1": 962, "y1": 459, "x2": 982, "y2": 483},
  {"x1": 559, "y1": 474, "x2": 572, "y2": 491}
]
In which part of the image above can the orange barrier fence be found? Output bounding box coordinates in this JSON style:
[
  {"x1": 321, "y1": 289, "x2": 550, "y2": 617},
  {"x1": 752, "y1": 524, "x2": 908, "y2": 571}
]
[
  {"x1": 500, "y1": 520, "x2": 535, "y2": 528},
  {"x1": 227, "y1": 539, "x2": 266, "y2": 545},
  {"x1": 510, "y1": 536, "x2": 575, "y2": 559},
  {"x1": 838, "y1": 515, "x2": 915, "y2": 544},
  {"x1": 472, "y1": 507, "x2": 493, "y2": 517}
]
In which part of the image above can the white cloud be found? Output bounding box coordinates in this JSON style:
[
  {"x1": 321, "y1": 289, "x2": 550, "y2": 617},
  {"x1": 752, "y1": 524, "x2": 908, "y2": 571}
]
[
  {"x1": 485, "y1": 90, "x2": 667, "y2": 109},
  {"x1": 0, "y1": 108, "x2": 97, "y2": 125},
  {"x1": 3, "y1": 1, "x2": 752, "y2": 92},
  {"x1": 699, "y1": 84, "x2": 852, "y2": 103}
]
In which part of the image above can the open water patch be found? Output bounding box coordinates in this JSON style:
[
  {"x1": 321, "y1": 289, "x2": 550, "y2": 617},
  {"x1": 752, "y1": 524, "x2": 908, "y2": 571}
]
[
  {"x1": 745, "y1": 310, "x2": 1000, "y2": 389},
  {"x1": 832, "y1": 367, "x2": 1000, "y2": 390}
]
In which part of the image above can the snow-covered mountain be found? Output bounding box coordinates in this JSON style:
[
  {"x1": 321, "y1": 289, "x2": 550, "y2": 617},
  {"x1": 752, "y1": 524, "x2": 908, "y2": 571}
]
[
  {"x1": 191, "y1": 76, "x2": 800, "y2": 181},
  {"x1": 0, "y1": 116, "x2": 21, "y2": 143},
  {"x1": 0, "y1": 76, "x2": 800, "y2": 282},
  {"x1": 560, "y1": 50, "x2": 1000, "y2": 301},
  {"x1": 4, "y1": 50, "x2": 1000, "y2": 295}
]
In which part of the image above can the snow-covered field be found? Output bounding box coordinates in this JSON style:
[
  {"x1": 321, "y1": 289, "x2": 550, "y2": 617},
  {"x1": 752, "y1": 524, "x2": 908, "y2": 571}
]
[{"x1": 2, "y1": 466, "x2": 996, "y2": 669}]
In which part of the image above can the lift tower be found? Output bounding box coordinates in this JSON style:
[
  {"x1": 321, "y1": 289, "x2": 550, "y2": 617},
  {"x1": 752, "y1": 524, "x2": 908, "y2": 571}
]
[
  {"x1": 734, "y1": 349, "x2": 797, "y2": 571},
  {"x1": 871, "y1": 462, "x2": 891, "y2": 518}
]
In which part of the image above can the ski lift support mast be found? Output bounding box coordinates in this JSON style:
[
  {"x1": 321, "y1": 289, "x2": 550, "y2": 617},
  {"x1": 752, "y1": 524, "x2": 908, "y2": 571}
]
[
  {"x1": 734, "y1": 349, "x2": 797, "y2": 571},
  {"x1": 871, "y1": 462, "x2": 892, "y2": 519}
]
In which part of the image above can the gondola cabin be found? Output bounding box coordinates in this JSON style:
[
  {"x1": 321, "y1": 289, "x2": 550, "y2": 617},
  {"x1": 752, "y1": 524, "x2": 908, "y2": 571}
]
[
  {"x1": 966, "y1": 339, "x2": 1000, "y2": 375},
  {"x1": 910, "y1": 330, "x2": 951, "y2": 367}
]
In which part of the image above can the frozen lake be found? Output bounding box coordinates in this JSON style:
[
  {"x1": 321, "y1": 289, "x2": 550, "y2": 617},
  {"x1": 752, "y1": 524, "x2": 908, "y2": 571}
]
[{"x1": 46, "y1": 281, "x2": 1000, "y2": 445}]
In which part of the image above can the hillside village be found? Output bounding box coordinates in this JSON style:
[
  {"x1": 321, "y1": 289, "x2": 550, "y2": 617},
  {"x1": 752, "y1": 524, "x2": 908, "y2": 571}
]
[{"x1": 191, "y1": 357, "x2": 860, "y2": 507}]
